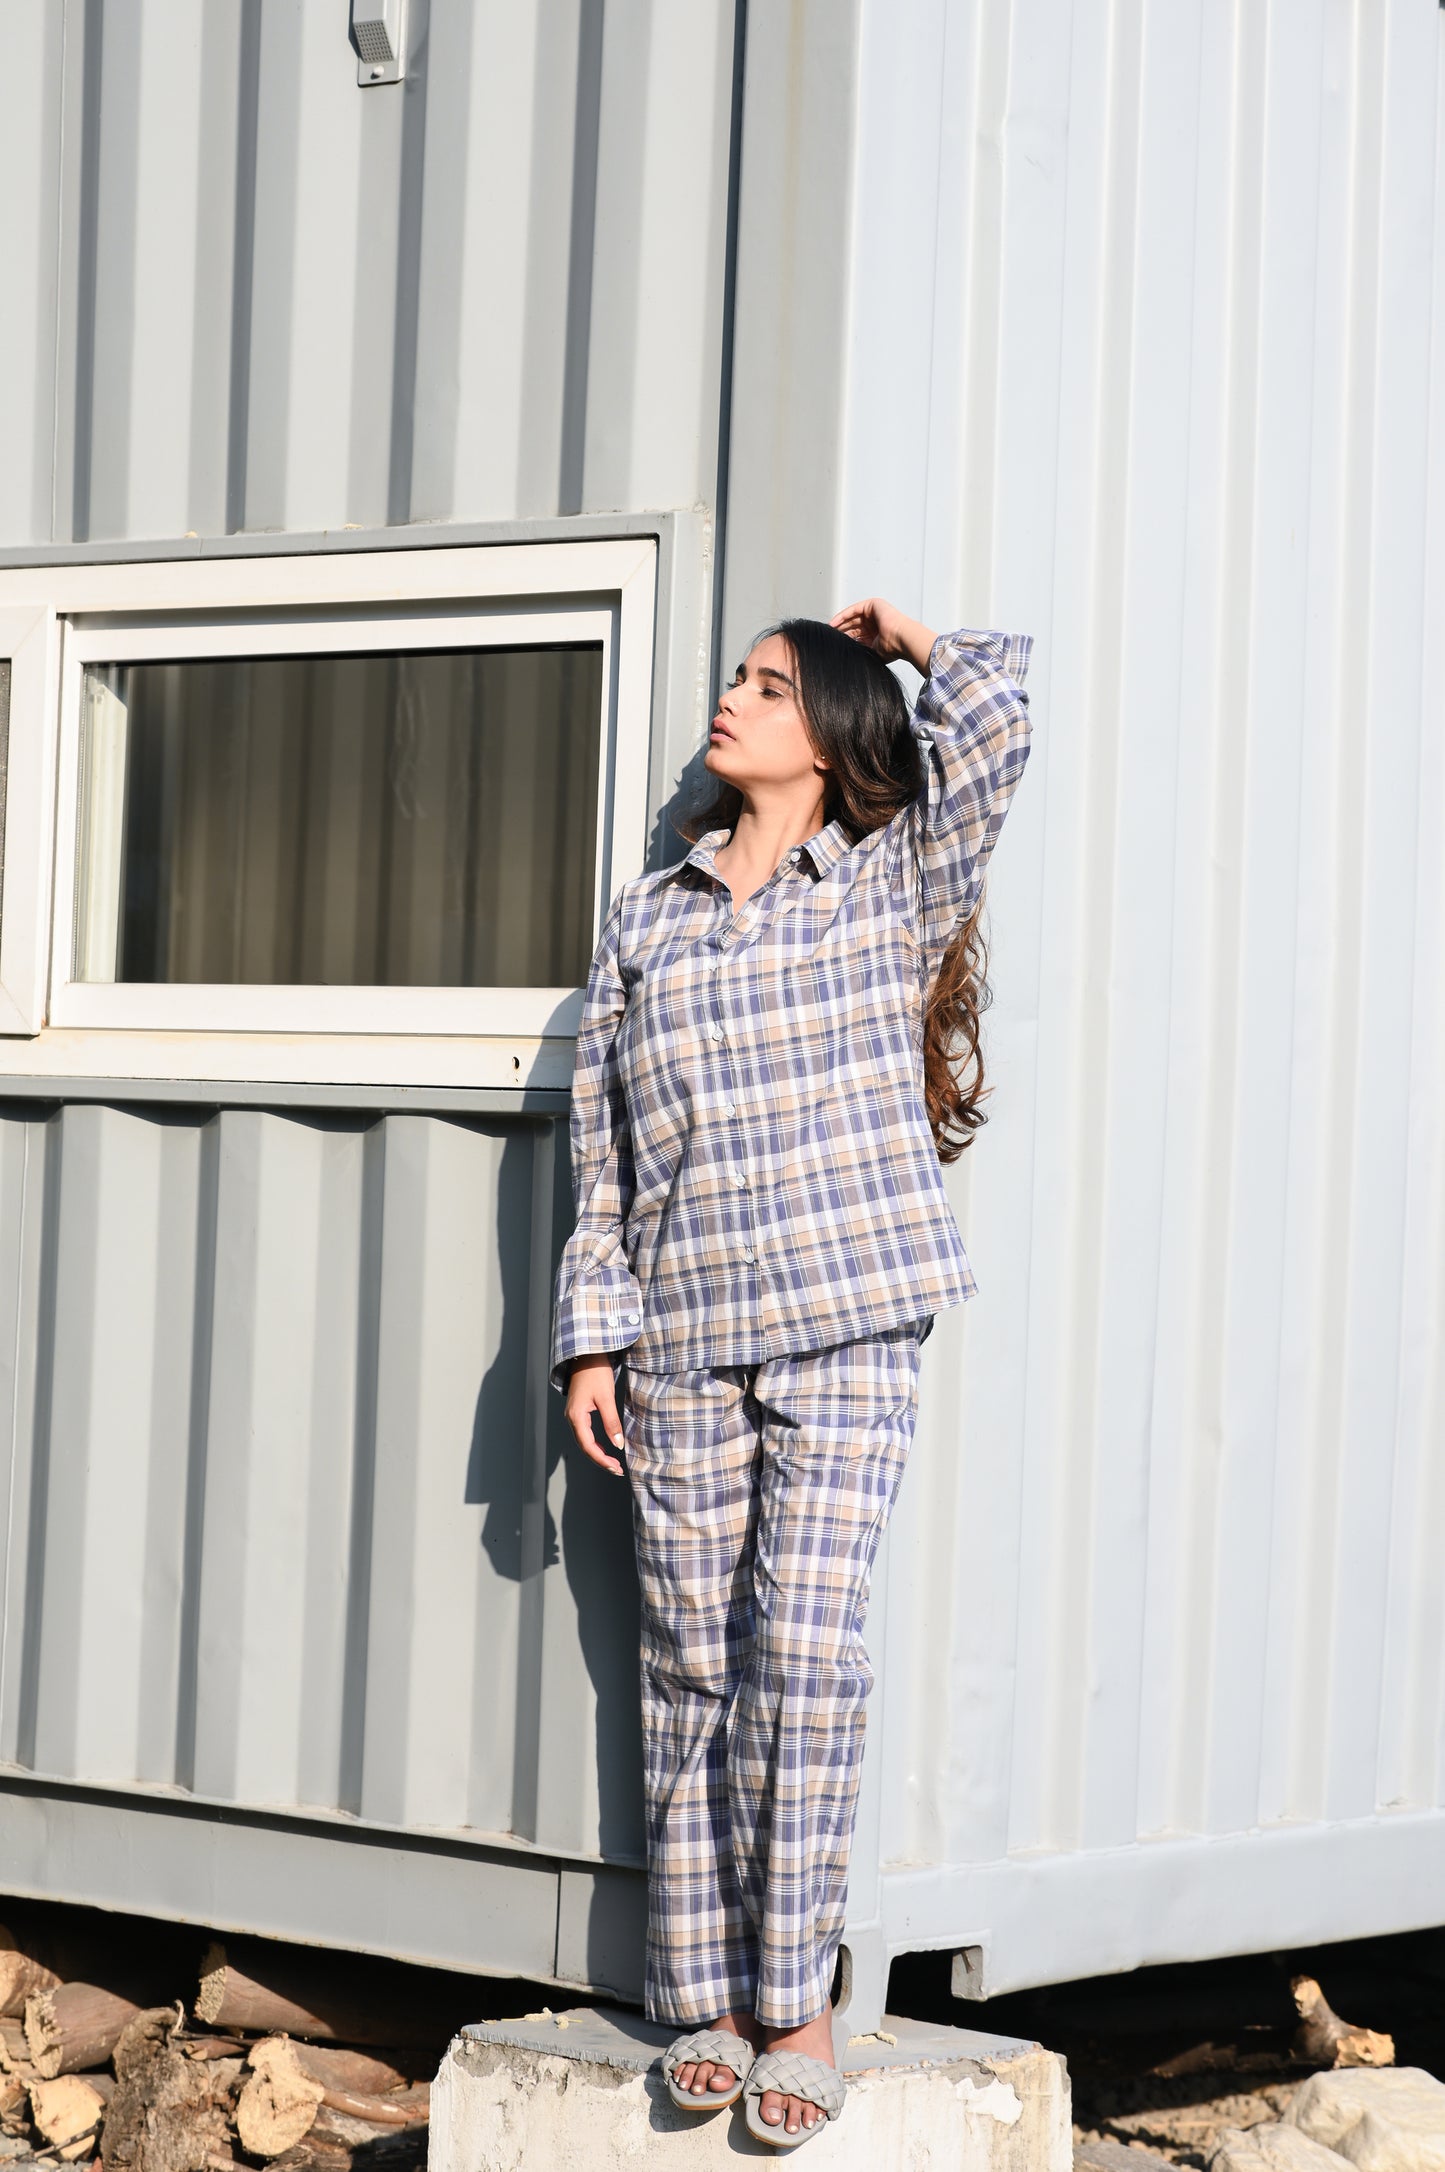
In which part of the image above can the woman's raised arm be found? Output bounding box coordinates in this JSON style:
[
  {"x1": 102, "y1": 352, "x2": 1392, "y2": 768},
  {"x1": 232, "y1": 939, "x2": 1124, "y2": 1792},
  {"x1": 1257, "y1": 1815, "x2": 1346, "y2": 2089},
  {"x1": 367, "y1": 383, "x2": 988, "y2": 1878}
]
[{"x1": 834, "y1": 597, "x2": 1033, "y2": 972}]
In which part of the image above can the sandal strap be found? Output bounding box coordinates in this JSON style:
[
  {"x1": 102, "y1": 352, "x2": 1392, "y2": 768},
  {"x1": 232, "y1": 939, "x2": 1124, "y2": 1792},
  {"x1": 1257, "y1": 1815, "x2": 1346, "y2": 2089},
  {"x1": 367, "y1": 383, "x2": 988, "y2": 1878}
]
[
  {"x1": 744, "y1": 2049, "x2": 847, "y2": 2121},
  {"x1": 661, "y1": 2030, "x2": 755, "y2": 2084}
]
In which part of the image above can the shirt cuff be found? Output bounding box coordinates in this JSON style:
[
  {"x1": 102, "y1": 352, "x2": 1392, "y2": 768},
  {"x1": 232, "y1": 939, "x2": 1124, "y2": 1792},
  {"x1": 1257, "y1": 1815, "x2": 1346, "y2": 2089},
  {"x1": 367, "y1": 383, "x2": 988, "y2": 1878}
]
[
  {"x1": 927, "y1": 627, "x2": 1034, "y2": 685},
  {"x1": 550, "y1": 1264, "x2": 644, "y2": 1393}
]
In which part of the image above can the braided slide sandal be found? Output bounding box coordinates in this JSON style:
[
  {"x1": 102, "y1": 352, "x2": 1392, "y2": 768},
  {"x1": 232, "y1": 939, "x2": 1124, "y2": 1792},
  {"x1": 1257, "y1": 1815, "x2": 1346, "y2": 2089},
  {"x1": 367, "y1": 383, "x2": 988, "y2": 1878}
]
[
  {"x1": 743, "y1": 2048, "x2": 848, "y2": 2149},
  {"x1": 661, "y1": 2028, "x2": 756, "y2": 2113}
]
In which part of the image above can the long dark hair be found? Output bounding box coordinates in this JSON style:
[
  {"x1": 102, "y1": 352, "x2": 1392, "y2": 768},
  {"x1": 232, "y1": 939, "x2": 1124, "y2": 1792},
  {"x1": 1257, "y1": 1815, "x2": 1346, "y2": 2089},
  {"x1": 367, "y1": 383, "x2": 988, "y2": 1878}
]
[{"x1": 682, "y1": 617, "x2": 991, "y2": 1161}]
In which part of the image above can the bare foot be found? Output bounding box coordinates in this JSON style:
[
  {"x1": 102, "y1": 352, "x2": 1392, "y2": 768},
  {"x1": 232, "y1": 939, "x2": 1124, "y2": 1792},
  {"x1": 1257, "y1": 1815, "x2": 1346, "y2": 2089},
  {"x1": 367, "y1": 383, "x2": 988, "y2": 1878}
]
[
  {"x1": 757, "y1": 2005, "x2": 835, "y2": 2137},
  {"x1": 671, "y1": 2012, "x2": 759, "y2": 2102}
]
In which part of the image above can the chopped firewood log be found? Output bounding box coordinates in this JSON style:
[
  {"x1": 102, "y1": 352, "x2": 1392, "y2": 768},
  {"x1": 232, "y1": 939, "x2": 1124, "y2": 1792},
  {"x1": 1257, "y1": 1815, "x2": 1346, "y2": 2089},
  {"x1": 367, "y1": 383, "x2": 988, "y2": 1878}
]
[
  {"x1": 0, "y1": 2018, "x2": 29, "y2": 2076},
  {"x1": 101, "y1": 2008, "x2": 242, "y2": 2172},
  {"x1": 25, "y1": 1984, "x2": 142, "y2": 2080},
  {"x1": 1290, "y1": 1977, "x2": 1395, "y2": 2068},
  {"x1": 300, "y1": 2112, "x2": 426, "y2": 2171},
  {"x1": 266, "y1": 2143, "x2": 352, "y2": 2172},
  {"x1": 0, "y1": 1952, "x2": 63, "y2": 2018},
  {"x1": 305, "y1": 2104, "x2": 418, "y2": 2149},
  {"x1": 179, "y1": 2040, "x2": 246, "y2": 2064},
  {"x1": 193, "y1": 1944, "x2": 449, "y2": 2053},
  {"x1": 286, "y1": 2047, "x2": 407, "y2": 2100},
  {"x1": 0, "y1": 2069, "x2": 30, "y2": 2133},
  {"x1": 29, "y1": 2072, "x2": 114, "y2": 2160},
  {"x1": 234, "y1": 2040, "x2": 325, "y2": 2160}
]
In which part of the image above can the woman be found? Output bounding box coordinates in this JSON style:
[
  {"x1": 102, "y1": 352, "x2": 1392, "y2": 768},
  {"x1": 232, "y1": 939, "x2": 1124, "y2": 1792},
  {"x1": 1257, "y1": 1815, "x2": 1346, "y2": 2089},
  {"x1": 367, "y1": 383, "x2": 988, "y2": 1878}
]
[{"x1": 552, "y1": 596, "x2": 1033, "y2": 2148}]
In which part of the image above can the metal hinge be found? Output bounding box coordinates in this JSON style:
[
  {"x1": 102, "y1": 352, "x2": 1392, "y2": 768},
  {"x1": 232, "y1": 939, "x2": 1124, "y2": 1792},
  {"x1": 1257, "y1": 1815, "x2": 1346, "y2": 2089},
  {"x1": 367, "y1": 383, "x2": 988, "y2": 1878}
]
[{"x1": 351, "y1": 0, "x2": 406, "y2": 86}]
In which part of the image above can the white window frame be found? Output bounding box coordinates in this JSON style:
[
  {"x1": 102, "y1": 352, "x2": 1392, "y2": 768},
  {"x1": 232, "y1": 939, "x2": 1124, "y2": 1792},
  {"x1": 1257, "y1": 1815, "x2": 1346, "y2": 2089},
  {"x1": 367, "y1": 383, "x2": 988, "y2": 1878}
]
[
  {"x1": 0, "y1": 605, "x2": 62, "y2": 1036},
  {"x1": 0, "y1": 541, "x2": 656, "y2": 1088}
]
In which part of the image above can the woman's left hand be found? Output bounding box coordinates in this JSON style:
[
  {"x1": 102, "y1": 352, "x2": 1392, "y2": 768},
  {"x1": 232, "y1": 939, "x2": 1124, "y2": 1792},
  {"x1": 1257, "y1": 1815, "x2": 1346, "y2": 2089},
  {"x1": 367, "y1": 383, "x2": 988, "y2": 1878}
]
[{"x1": 832, "y1": 598, "x2": 938, "y2": 675}]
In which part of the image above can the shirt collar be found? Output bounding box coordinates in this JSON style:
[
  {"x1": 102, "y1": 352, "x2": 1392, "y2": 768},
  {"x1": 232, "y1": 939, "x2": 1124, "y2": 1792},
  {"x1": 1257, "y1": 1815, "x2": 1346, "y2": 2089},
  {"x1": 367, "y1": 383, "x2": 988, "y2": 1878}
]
[{"x1": 671, "y1": 820, "x2": 852, "y2": 886}]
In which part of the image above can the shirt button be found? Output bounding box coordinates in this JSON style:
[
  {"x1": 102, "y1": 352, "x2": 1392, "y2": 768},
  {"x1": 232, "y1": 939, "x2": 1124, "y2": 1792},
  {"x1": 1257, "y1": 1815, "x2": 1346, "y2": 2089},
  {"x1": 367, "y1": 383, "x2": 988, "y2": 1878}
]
[
  {"x1": 732, "y1": 1172, "x2": 747, "y2": 1188},
  {"x1": 788, "y1": 847, "x2": 801, "y2": 862},
  {"x1": 709, "y1": 1024, "x2": 724, "y2": 1041},
  {"x1": 725, "y1": 1101, "x2": 737, "y2": 1117},
  {"x1": 627, "y1": 1311, "x2": 640, "y2": 1324},
  {"x1": 741, "y1": 1249, "x2": 755, "y2": 1264}
]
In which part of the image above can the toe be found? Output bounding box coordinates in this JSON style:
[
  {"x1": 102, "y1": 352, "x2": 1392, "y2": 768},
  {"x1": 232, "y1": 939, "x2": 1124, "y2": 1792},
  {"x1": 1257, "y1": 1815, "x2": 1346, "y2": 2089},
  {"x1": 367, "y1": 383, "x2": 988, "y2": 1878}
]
[{"x1": 760, "y1": 2088, "x2": 784, "y2": 2125}]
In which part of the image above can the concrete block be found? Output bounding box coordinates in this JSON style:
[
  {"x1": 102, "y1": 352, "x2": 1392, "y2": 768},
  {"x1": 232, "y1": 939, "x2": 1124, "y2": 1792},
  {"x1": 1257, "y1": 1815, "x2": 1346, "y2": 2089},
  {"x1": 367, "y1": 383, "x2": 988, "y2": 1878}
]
[
  {"x1": 431, "y1": 2003, "x2": 1072, "y2": 2169},
  {"x1": 1285, "y1": 2068, "x2": 1445, "y2": 2172}
]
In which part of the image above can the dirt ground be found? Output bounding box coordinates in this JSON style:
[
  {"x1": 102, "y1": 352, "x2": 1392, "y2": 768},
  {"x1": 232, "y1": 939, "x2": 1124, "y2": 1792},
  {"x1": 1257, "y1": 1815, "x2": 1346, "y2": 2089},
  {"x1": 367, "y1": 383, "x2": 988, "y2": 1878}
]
[
  {"x1": 2, "y1": 1898, "x2": 1442, "y2": 2170},
  {"x1": 890, "y1": 1928, "x2": 1445, "y2": 2166}
]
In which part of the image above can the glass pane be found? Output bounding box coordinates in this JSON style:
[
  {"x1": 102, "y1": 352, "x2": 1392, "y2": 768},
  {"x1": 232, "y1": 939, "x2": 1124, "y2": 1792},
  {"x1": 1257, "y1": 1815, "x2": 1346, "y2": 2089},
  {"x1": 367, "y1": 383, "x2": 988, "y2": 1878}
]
[{"x1": 75, "y1": 644, "x2": 604, "y2": 987}]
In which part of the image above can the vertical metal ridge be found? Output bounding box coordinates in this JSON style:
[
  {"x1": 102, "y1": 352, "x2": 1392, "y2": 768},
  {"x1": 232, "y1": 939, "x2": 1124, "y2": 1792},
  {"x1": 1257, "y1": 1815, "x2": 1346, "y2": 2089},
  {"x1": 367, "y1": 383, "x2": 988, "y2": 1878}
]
[
  {"x1": 707, "y1": 0, "x2": 749, "y2": 715},
  {"x1": 69, "y1": 0, "x2": 102, "y2": 542},
  {"x1": 338, "y1": 1117, "x2": 386, "y2": 1816},
  {"x1": 559, "y1": 0, "x2": 606, "y2": 516},
  {"x1": 385, "y1": 0, "x2": 431, "y2": 526},
  {"x1": 510, "y1": 1117, "x2": 558, "y2": 1844},
  {"x1": 0, "y1": 1121, "x2": 34, "y2": 1758},
  {"x1": 225, "y1": 0, "x2": 262, "y2": 534},
  {"x1": 174, "y1": 1110, "x2": 221, "y2": 1793},
  {"x1": 14, "y1": 1111, "x2": 63, "y2": 1769}
]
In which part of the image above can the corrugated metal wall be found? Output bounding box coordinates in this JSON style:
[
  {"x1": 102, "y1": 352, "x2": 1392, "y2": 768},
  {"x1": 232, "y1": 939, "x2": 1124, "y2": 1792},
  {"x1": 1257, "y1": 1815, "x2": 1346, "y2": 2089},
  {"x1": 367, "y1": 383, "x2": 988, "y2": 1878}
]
[
  {"x1": 0, "y1": 1101, "x2": 642, "y2": 1863},
  {"x1": 0, "y1": 0, "x2": 737, "y2": 545},
  {"x1": 0, "y1": 0, "x2": 1442, "y2": 2010},
  {"x1": 718, "y1": 0, "x2": 1445, "y2": 1989}
]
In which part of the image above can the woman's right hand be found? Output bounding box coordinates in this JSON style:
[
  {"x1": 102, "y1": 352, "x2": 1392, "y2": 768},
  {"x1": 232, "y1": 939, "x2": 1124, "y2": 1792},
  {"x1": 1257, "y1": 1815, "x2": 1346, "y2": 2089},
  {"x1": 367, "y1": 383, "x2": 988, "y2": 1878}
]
[
  {"x1": 564, "y1": 1356, "x2": 627, "y2": 1477},
  {"x1": 831, "y1": 597, "x2": 937, "y2": 675}
]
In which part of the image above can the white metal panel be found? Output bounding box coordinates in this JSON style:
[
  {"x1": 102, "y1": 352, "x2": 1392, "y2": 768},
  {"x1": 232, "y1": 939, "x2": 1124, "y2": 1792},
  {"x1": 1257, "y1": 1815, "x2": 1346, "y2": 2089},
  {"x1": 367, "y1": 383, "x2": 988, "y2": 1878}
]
[{"x1": 802, "y1": 0, "x2": 1445, "y2": 1989}]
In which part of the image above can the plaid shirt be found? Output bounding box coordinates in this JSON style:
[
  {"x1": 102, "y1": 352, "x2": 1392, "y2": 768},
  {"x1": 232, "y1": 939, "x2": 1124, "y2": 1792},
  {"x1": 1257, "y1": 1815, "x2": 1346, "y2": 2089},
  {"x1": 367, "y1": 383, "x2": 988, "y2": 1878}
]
[{"x1": 550, "y1": 628, "x2": 1034, "y2": 1383}]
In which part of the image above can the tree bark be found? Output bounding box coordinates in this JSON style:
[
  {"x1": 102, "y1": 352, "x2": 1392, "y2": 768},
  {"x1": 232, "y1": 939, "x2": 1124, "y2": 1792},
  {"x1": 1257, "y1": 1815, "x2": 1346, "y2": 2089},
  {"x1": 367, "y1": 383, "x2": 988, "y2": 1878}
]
[
  {"x1": 1290, "y1": 1977, "x2": 1395, "y2": 2070},
  {"x1": 101, "y1": 2007, "x2": 242, "y2": 2172},
  {"x1": 193, "y1": 1945, "x2": 451, "y2": 2053},
  {"x1": 0, "y1": 2018, "x2": 29, "y2": 2077},
  {"x1": 0, "y1": 2070, "x2": 30, "y2": 2134},
  {"x1": 287, "y1": 2047, "x2": 408, "y2": 2100},
  {"x1": 0, "y1": 1951, "x2": 63, "y2": 2017},
  {"x1": 24, "y1": 1983, "x2": 142, "y2": 2079}
]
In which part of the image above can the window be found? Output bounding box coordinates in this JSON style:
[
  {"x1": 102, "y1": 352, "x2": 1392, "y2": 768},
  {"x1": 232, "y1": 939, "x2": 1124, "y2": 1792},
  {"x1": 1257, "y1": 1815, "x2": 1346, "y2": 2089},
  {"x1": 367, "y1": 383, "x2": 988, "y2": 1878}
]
[
  {"x1": 0, "y1": 541, "x2": 656, "y2": 1080},
  {"x1": 74, "y1": 646, "x2": 604, "y2": 994}
]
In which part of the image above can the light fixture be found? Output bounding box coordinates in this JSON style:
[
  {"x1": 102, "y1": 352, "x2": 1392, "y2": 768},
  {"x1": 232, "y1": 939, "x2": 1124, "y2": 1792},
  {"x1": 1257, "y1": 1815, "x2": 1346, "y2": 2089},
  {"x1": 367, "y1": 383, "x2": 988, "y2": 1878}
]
[{"x1": 351, "y1": 0, "x2": 406, "y2": 86}]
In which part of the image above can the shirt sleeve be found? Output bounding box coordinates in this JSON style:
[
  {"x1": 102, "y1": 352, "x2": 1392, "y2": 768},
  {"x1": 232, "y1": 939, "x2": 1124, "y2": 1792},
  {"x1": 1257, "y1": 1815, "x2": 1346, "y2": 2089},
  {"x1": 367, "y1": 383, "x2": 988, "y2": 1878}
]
[
  {"x1": 549, "y1": 896, "x2": 644, "y2": 1391},
  {"x1": 904, "y1": 626, "x2": 1034, "y2": 972}
]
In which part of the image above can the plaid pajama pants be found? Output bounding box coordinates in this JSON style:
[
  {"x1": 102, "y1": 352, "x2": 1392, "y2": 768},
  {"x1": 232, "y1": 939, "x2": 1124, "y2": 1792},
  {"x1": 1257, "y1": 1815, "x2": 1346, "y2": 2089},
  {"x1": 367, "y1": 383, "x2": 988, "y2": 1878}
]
[{"x1": 621, "y1": 1323, "x2": 925, "y2": 2031}]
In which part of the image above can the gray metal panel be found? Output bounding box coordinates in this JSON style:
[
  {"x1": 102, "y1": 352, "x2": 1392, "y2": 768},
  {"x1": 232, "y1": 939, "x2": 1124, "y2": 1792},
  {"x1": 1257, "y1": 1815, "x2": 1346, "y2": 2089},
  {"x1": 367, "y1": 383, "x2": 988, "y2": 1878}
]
[
  {"x1": 0, "y1": 1102, "x2": 644, "y2": 1867},
  {"x1": 0, "y1": 1773, "x2": 645, "y2": 1995},
  {"x1": 0, "y1": 0, "x2": 737, "y2": 546}
]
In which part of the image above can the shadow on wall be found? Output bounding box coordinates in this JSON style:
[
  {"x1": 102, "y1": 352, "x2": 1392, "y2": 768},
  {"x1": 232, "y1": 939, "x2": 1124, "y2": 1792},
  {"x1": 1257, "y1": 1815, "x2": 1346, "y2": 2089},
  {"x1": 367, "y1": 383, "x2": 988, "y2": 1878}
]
[
  {"x1": 646, "y1": 749, "x2": 711, "y2": 873},
  {"x1": 465, "y1": 1126, "x2": 645, "y2": 1886}
]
